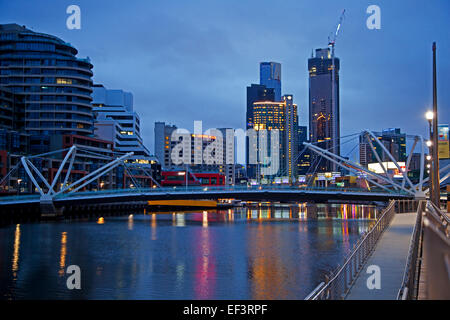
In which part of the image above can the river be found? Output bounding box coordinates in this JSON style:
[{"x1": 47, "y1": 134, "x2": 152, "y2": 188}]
[{"x1": 0, "y1": 202, "x2": 379, "y2": 299}]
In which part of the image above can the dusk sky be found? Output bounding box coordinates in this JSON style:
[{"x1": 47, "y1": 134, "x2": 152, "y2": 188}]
[{"x1": 1, "y1": 0, "x2": 449, "y2": 162}]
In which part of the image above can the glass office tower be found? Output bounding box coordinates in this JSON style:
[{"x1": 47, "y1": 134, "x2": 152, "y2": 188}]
[
  {"x1": 260, "y1": 62, "x2": 281, "y2": 102},
  {"x1": 308, "y1": 48, "x2": 340, "y2": 172}
]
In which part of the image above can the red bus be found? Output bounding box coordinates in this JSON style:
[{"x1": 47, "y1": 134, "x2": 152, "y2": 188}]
[{"x1": 161, "y1": 171, "x2": 226, "y2": 187}]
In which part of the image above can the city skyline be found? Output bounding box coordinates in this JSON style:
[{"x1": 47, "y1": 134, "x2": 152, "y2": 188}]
[
  {"x1": 0, "y1": 1, "x2": 449, "y2": 305},
  {"x1": 2, "y1": 0, "x2": 449, "y2": 157}
]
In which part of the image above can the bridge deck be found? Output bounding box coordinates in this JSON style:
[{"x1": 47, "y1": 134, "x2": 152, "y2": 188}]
[{"x1": 345, "y1": 212, "x2": 417, "y2": 300}]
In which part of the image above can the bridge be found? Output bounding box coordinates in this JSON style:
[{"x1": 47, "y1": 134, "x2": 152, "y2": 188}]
[
  {"x1": 304, "y1": 199, "x2": 450, "y2": 300},
  {"x1": 1, "y1": 130, "x2": 449, "y2": 219},
  {"x1": 0, "y1": 131, "x2": 448, "y2": 299}
]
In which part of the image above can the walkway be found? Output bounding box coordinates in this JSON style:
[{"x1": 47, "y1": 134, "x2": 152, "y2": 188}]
[{"x1": 346, "y1": 212, "x2": 417, "y2": 300}]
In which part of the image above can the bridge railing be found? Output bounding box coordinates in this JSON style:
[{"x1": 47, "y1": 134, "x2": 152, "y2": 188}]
[
  {"x1": 0, "y1": 184, "x2": 410, "y2": 204},
  {"x1": 305, "y1": 199, "x2": 418, "y2": 300},
  {"x1": 398, "y1": 200, "x2": 450, "y2": 300},
  {"x1": 52, "y1": 184, "x2": 406, "y2": 198},
  {"x1": 396, "y1": 200, "x2": 426, "y2": 300}
]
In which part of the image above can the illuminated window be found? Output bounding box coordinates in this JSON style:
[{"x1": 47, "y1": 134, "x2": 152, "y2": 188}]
[{"x1": 56, "y1": 78, "x2": 72, "y2": 84}]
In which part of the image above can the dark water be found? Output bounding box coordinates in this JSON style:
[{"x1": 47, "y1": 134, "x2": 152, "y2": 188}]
[{"x1": 0, "y1": 202, "x2": 378, "y2": 300}]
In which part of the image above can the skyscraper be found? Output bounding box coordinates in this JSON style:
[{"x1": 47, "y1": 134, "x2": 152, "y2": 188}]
[
  {"x1": 308, "y1": 48, "x2": 340, "y2": 172},
  {"x1": 246, "y1": 84, "x2": 274, "y2": 178},
  {"x1": 283, "y1": 95, "x2": 298, "y2": 181},
  {"x1": 260, "y1": 62, "x2": 281, "y2": 101},
  {"x1": 0, "y1": 24, "x2": 94, "y2": 154},
  {"x1": 246, "y1": 84, "x2": 275, "y2": 130},
  {"x1": 250, "y1": 95, "x2": 298, "y2": 181}
]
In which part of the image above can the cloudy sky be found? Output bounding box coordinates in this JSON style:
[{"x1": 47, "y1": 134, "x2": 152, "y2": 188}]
[{"x1": 1, "y1": 0, "x2": 449, "y2": 161}]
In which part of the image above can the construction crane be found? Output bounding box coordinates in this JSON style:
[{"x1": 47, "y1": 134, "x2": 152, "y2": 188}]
[
  {"x1": 328, "y1": 9, "x2": 345, "y2": 171},
  {"x1": 328, "y1": 9, "x2": 346, "y2": 57}
]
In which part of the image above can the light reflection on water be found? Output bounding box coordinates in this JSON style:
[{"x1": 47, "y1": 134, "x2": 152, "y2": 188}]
[{"x1": 0, "y1": 202, "x2": 377, "y2": 300}]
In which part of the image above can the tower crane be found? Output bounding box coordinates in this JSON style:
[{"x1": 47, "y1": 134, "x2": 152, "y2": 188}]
[{"x1": 328, "y1": 9, "x2": 345, "y2": 170}]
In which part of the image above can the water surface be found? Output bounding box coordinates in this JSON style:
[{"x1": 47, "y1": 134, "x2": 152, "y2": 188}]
[{"x1": 0, "y1": 202, "x2": 378, "y2": 299}]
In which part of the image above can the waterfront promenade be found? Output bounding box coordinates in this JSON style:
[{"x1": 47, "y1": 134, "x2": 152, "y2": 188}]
[{"x1": 346, "y1": 212, "x2": 417, "y2": 300}]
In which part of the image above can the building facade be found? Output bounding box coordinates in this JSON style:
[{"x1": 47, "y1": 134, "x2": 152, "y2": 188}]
[
  {"x1": 154, "y1": 122, "x2": 235, "y2": 185},
  {"x1": 246, "y1": 84, "x2": 275, "y2": 179},
  {"x1": 308, "y1": 48, "x2": 340, "y2": 172},
  {"x1": 260, "y1": 62, "x2": 282, "y2": 102},
  {"x1": 250, "y1": 95, "x2": 298, "y2": 181},
  {"x1": 0, "y1": 23, "x2": 94, "y2": 154},
  {"x1": 92, "y1": 84, "x2": 151, "y2": 158},
  {"x1": 359, "y1": 128, "x2": 407, "y2": 167}
]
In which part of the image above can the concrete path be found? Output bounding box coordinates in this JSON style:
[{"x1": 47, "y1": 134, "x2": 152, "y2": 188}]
[{"x1": 346, "y1": 212, "x2": 417, "y2": 300}]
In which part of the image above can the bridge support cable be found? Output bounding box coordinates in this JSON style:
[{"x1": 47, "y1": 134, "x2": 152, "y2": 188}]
[
  {"x1": 364, "y1": 132, "x2": 399, "y2": 190},
  {"x1": 423, "y1": 170, "x2": 450, "y2": 195},
  {"x1": 365, "y1": 130, "x2": 416, "y2": 191},
  {"x1": 402, "y1": 137, "x2": 419, "y2": 190},
  {"x1": 48, "y1": 146, "x2": 77, "y2": 195},
  {"x1": 61, "y1": 147, "x2": 77, "y2": 191},
  {"x1": 20, "y1": 157, "x2": 47, "y2": 196},
  {"x1": 416, "y1": 163, "x2": 450, "y2": 193},
  {"x1": 299, "y1": 134, "x2": 359, "y2": 186},
  {"x1": 128, "y1": 164, "x2": 162, "y2": 188},
  {"x1": 0, "y1": 162, "x2": 20, "y2": 187},
  {"x1": 58, "y1": 152, "x2": 134, "y2": 195},
  {"x1": 123, "y1": 162, "x2": 142, "y2": 192},
  {"x1": 304, "y1": 143, "x2": 397, "y2": 194},
  {"x1": 304, "y1": 142, "x2": 415, "y2": 195}
]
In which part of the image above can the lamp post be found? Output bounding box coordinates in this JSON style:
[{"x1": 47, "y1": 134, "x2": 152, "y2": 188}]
[
  {"x1": 426, "y1": 111, "x2": 435, "y2": 202},
  {"x1": 431, "y1": 42, "x2": 440, "y2": 206}
]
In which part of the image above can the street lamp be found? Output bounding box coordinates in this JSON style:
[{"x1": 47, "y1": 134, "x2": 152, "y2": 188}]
[
  {"x1": 17, "y1": 179, "x2": 22, "y2": 195},
  {"x1": 426, "y1": 110, "x2": 435, "y2": 202}
]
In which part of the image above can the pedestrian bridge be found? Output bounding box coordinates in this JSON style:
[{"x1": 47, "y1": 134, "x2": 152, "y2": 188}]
[{"x1": 0, "y1": 185, "x2": 411, "y2": 207}]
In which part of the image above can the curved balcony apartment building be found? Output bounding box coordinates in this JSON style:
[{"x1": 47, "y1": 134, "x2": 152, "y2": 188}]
[{"x1": 0, "y1": 24, "x2": 94, "y2": 153}]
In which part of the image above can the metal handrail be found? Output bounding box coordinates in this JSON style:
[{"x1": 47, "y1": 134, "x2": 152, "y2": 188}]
[
  {"x1": 429, "y1": 201, "x2": 450, "y2": 225},
  {"x1": 305, "y1": 199, "x2": 403, "y2": 300},
  {"x1": 397, "y1": 200, "x2": 425, "y2": 300},
  {"x1": 397, "y1": 200, "x2": 449, "y2": 300}
]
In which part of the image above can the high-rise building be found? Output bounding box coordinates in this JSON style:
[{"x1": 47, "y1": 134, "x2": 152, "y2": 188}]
[
  {"x1": 0, "y1": 24, "x2": 95, "y2": 154},
  {"x1": 260, "y1": 62, "x2": 281, "y2": 101},
  {"x1": 154, "y1": 121, "x2": 177, "y2": 169},
  {"x1": 283, "y1": 95, "x2": 298, "y2": 181},
  {"x1": 92, "y1": 84, "x2": 151, "y2": 159},
  {"x1": 359, "y1": 128, "x2": 407, "y2": 166},
  {"x1": 246, "y1": 84, "x2": 275, "y2": 130},
  {"x1": 246, "y1": 84, "x2": 275, "y2": 178},
  {"x1": 154, "y1": 122, "x2": 235, "y2": 185},
  {"x1": 250, "y1": 95, "x2": 298, "y2": 181},
  {"x1": 298, "y1": 126, "x2": 307, "y2": 146},
  {"x1": 297, "y1": 126, "x2": 310, "y2": 176},
  {"x1": 308, "y1": 48, "x2": 340, "y2": 172}
]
